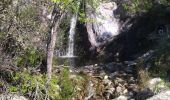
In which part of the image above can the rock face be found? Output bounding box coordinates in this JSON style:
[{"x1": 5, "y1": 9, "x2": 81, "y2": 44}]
[{"x1": 86, "y1": 2, "x2": 120, "y2": 47}]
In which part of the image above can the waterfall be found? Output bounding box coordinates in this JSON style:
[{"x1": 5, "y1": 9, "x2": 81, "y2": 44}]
[
  {"x1": 57, "y1": 14, "x2": 78, "y2": 58},
  {"x1": 66, "y1": 14, "x2": 78, "y2": 57}
]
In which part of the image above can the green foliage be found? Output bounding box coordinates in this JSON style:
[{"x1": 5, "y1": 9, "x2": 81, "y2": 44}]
[
  {"x1": 14, "y1": 46, "x2": 44, "y2": 68},
  {"x1": 153, "y1": 79, "x2": 169, "y2": 93},
  {"x1": 123, "y1": 0, "x2": 153, "y2": 14},
  {"x1": 0, "y1": 33, "x2": 23, "y2": 56},
  {"x1": 17, "y1": 4, "x2": 40, "y2": 32},
  {"x1": 2, "y1": 68, "x2": 78, "y2": 100},
  {"x1": 58, "y1": 68, "x2": 75, "y2": 100},
  {"x1": 8, "y1": 70, "x2": 60, "y2": 100},
  {"x1": 52, "y1": 0, "x2": 81, "y2": 13},
  {"x1": 141, "y1": 29, "x2": 170, "y2": 84},
  {"x1": 51, "y1": 0, "x2": 104, "y2": 22}
]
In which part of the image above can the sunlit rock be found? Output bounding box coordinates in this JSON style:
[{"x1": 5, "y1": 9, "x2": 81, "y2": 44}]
[
  {"x1": 0, "y1": 94, "x2": 28, "y2": 100},
  {"x1": 86, "y1": 2, "x2": 120, "y2": 47},
  {"x1": 147, "y1": 91, "x2": 170, "y2": 100}
]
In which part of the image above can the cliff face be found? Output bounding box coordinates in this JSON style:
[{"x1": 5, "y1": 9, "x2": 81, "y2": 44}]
[
  {"x1": 79, "y1": 0, "x2": 170, "y2": 63},
  {"x1": 86, "y1": 2, "x2": 120, "y2": 48}
]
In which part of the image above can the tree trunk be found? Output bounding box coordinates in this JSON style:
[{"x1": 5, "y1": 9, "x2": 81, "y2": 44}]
[{"x1": 46, "y1": 5, "x2": 65, "y2": 84}]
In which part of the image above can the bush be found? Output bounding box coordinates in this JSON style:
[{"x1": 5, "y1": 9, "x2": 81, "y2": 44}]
[
  {"x1": 58, "y1": 68, "x2": 75, "y2": 100},
  {"x1": 8, "y1": 70, "x2": 60, "y2": 100},
  {"x1": 14, "y1": 46, "x2": 44, "y2": 68}
]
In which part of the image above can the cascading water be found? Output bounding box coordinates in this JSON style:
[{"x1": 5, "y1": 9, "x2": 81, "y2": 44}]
[
  {"x1": 66, "y1": 14, "x2": 77, "y2": 57},
  {"x1": 56, "y1": 14, "x2": 78, "y2": 67},
  {"x1": 57, "y1": 14, "x2": 78, "y2": 58}
]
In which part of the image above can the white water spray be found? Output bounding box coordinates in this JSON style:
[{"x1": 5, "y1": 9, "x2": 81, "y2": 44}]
[
  {"x1": 58, "y1": 14, "x2": 78, "y2": 58},
  {"x1": 67, "y1": 14, "x2": 77, "y2": 57}
]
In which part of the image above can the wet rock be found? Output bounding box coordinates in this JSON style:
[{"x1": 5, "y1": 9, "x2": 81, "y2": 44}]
[
  {"x1": 105, "y1": 62, "x2": 125, "y2": 73},
  {"x1": 124, "y1": 61, "x2": 137, "y2": 66}
]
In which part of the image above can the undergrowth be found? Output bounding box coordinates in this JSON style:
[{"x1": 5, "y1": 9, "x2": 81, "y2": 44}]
[{"x1": 0, "y1": 67, "x2": 79, "y2": 100}]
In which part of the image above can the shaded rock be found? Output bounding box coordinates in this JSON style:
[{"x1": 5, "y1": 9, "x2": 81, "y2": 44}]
[
  {"x1": 109, "y1": 72, "x2": 119, "y2": 79},
  {"x1": 135, "y1": 88, "x2": 154, "y2": 100}
]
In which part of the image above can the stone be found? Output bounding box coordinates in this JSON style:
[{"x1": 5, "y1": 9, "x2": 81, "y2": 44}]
[
  {"x1": 147, "y1": 90, "x2": 170, "y2": 100},
  {"x1": 104, "y1": 75, "x2": 109, "y2": 80},
  {"x1": 114, "y1": 95, "x2": 128, "y2": 100},
  {"x1": 123, "y1": 89, "x2": 128, "y2": 95},
  {"x1": 109, "y1": 72, "x2": 119, "y2": 79},
  {"x1": 103, "y1": 79, "x2": 112, "y2": 86},
  {"x1": 147, "y1": 78, "x2": 162, "y2": 91},
  {"x1": 86, "y1": 2, "x2": 120, "y2": 47},
  {"x1": 107, "y1": 87, "x2": 115, "y2": 94},
  {"x1": 128, "y1": 84, "x2": 138, "y2": 92},
  {"x1": 94, "y1": 64, "x2": 98, "y2": 67},
  {"x1": 116, "y1": 78, "x2": 124, "y2": 84},
  {"x1": 0, "y1": 94, "x2": 28, "y2": 100},
  {"x1": 116, "y1": 86, "x2": 122, "y2": 93},
  {"x1": 128, "y1": 77, "x2": 135, "y2": 84}
]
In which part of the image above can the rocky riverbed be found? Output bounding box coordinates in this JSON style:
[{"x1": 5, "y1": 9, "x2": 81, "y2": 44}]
[{"x1": 66, "y1": 60, "x2": 170, "y2": 100}]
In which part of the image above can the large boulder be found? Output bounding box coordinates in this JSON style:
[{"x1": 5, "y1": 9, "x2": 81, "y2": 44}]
[
  {"x1": 86, "y1": 2, "x2": 120, "y2": 47},
  {"x1": 0, "y1": 94, "x2": 28, "y2": 100},
  {"x1": 147, "y1": 91, "x2": 170, "y2": 100}
]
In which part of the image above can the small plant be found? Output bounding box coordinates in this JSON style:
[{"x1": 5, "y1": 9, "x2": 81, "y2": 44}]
[
  {"x1": 153, "y1": 79, "x2": 169, "y2": 93},
  {"x1": 58, "y1": 68, "x2": 75, "y2": 100},
  {"x1": 138, "y1": 68, "x2": 150, "y2": 89}
]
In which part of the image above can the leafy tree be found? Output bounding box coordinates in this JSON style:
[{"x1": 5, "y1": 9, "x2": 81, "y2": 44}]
[{"x1": 46, "y1": 0, "x2": 81, "y2": 85}]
